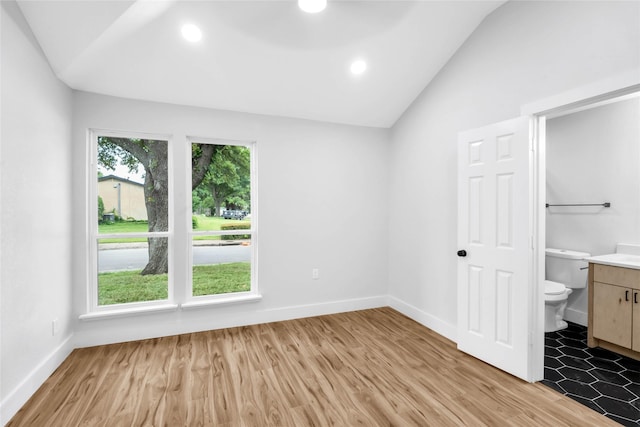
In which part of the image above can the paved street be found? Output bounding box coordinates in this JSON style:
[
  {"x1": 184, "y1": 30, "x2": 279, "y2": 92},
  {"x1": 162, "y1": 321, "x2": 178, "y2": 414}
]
[{"x1": 99, "y1": 245, "x2": 251, "y2": 272}]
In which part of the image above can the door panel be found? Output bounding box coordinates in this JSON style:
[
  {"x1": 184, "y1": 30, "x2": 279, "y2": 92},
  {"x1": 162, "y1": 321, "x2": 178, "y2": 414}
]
[
  {"x1": 593, "y1": 282, "x2": 632, "y2": 348},
  {"x1": 495, "y1": 270, "x2": 513, "y2": 346},
  {"x1": 457, "y1": 117, "x2": 531, "y2": 381},
  {"x1": 468, "y1": 177, "x2": 483, "y2": 244},
  {"x1": 468, "y1": 265, "x2": 483, "y2": 334},
  {"x1": 496, "y1": 173, "x2": 514, "y2": 248}
]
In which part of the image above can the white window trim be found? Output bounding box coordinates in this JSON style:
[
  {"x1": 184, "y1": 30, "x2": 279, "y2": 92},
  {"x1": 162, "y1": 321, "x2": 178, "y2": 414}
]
[
  {"x1": 83, "y1": 131, "x2": 260, "y2": 319},
  {"x1": 79, "y1": 303, "x2": 179, "y2": 321},
  {"x1": 86, "y1": 129, "x2": 174, "y2": 315},
  {"x1": 181, "y1": 293, "x2": 262, "y2": 310},
  {"x1": 185, "y1": 136, "x2": 259, "y2": 304}
]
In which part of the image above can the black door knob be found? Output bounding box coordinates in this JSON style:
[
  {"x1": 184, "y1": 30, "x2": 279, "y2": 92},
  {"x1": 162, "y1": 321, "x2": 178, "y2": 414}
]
[{"x1": 457, "y1": 250, "x2": 467, "y2": 257}]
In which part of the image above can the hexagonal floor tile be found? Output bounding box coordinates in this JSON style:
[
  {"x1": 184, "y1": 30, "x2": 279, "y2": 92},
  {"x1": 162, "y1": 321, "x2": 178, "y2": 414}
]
[
  {"x1": 592, "y1": 382, "x2": 636, "y2": 402},
  {"x1": 558, "y1": 366, "x2": 597, "y2": 384},
  {"x1": 591, "y1": 368, "x2": 632, "y2": 386},
  {"x1": 557, "y1": 379, "x2": 600, "y2": 399},
  {"x1": 543, "y1": 322, "x2": 640, "y2": 425},
  {"x1": 594, "y1": 396, "x2": 640, "y2": 421}
]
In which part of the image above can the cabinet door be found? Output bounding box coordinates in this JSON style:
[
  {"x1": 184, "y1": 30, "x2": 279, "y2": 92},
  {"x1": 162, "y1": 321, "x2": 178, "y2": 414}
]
[
  {"x1": 633, "y1": 291, "x2": 640, "y2": 352},
  {"x1": 593, "y1": 282, "x2": 632, "y2": 349}
]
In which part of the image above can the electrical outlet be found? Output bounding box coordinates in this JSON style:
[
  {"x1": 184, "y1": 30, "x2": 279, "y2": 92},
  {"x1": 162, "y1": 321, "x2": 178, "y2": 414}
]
[
  {"x1": 52, "y1": 319, "x2": 59, "y2": 336},
  {"x1": 312, "y1": 268, "x2": 319, "y2": 280}
]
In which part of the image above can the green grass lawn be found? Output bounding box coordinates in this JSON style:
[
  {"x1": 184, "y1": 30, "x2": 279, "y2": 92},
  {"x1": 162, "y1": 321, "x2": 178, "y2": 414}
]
[
  {"x1": 98, "y1": 262, "x2": 250, "y2": 305},
  {"x1": 193, "y1": 215, "x2": 227, "y2": 230},
  {"x1": 98, "y1": 221, "x2": 150, "y2": 243},
  {"x1": 193, "y1": 215, "x2": 225, "y2": 241},
  {"x1": 99, "y1": 221, "x2": 149, "y2": 234},
  {"x1": 192, "y1": 263, "x2": 250, "y2": 296},
  {"x1": 98, "y1": 215, "x2": 250, "y2": 243}
]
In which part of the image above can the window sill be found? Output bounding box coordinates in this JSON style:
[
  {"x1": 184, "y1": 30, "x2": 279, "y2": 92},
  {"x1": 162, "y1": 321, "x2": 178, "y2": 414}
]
[
  {"x1": 181, "y1": 293, "x2": 262, "y2": 310},
  {"x1": 79, "y1": 303, "x2": 179, "y2": 321}
]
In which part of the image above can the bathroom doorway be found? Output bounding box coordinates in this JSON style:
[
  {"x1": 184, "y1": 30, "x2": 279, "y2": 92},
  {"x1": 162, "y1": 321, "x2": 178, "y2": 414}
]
[
  {"x1": 520, "y1": 72, "x2": 640, "y2": 383},
  {"x1": 529, "y1": 78, "x2": 640, "y2": 423},
  {"x1": 455, "y1": 75, "x2": 639, "y2": 384},
  {"x1": 522, "y1": 75, "x2": 640, "y2": 426},
  {"x1": 545, "y1": 92, "x2": 640, "y2": 327}
]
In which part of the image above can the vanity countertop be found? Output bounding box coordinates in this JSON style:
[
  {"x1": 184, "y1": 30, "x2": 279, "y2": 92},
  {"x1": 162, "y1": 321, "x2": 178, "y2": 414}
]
[{"x1": 586, "y1": 253, "x2": 640, "y2": 270}]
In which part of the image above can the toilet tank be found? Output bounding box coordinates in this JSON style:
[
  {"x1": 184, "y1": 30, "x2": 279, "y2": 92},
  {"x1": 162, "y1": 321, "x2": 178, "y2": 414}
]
[{"x1": 545, "y1": 248, "x2": 591, "y2": 289}]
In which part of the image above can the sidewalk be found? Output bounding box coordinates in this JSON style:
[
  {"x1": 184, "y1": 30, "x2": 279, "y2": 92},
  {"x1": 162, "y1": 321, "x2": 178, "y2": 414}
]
[{"x1": 99, "y1": 239, "x2": 249, "y2": 250}]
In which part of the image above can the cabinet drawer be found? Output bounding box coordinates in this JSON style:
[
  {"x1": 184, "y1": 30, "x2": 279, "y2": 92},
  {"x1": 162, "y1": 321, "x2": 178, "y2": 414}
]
[{"x1": 593, "y1": 264, "x2": 640, "y2": 289}]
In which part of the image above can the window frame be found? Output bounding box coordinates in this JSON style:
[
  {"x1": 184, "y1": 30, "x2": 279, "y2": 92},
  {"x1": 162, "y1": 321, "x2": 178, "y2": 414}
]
[
  {"x1": 86, "y1": 129, "x2": 174, "y2": 314},
  {"x1": 83, "y1": 130, "x2": 260, "y2": 319},
  {"x1": 183, "y1": 136, "x2": 259, "y2": 307}
]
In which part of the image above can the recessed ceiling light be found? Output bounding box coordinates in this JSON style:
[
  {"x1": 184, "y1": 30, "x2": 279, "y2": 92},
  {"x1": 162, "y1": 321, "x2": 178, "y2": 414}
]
[
  {"x1": 181, "y1": 23, "x2": 202, "y2": 43},
  {"x1": 350, "y1": 60, "x2": 367, "y2": 75},
  {"x1": 298, "y1": 0, "x2": 327, "y2": 14}
]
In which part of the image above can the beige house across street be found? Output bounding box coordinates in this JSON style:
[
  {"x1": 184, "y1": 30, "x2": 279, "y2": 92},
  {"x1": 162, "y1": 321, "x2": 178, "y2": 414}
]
[{"x1": 98, "y1": 175, "x2": 147, "y2": 220}]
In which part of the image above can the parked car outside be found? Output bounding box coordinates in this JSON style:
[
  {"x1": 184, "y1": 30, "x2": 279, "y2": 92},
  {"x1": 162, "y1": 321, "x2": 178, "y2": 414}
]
[{"x1": 222, "y1": 210, "x2": 247, "y2": 220}]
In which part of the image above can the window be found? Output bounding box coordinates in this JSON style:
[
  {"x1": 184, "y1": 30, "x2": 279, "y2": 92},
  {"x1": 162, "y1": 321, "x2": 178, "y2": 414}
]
[
  {"x1": 91, "y1": 133, "x2": 172, "y2": 310},
  {"x1": 188, "y1": 139, "x2": 256, "y2": 302},
  {"x1": 87, "y1": 131, "x2": 257, "y2": 315}
]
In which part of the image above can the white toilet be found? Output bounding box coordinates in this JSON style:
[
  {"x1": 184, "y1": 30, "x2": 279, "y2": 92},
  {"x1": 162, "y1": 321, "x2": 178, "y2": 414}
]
[{"x1": 545, "y1": 248, "x2": 590, "y2": 333}]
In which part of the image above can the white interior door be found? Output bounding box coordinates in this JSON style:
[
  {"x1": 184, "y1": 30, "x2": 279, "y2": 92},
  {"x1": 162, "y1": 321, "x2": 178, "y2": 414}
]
[{"x1": 457, "y1": 117, "x2": 532, "y2": 381}]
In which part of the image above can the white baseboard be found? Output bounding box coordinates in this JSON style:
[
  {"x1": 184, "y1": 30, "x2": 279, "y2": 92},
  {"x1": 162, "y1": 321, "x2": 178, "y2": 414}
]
[
  {"x1": 1, "y1": 334, "x2": 75, "y2": 426},
  {"x1": 387, "y1": 296, "x2": 457, "y2": 343},
  {"x1": 74, "y1": 295, "x2": 390, "y2": 348},
  {"x1": 564, "y1": 307, "x2": 587, "y2": 327},
  {"x1": 258, "y1": 295, "x2": 389, "y2": 324}
]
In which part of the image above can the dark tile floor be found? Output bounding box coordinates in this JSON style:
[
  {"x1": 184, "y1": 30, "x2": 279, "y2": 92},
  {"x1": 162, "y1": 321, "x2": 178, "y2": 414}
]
[{"x1": 543, "y1": 322, "x2": 640, "y2": 426}]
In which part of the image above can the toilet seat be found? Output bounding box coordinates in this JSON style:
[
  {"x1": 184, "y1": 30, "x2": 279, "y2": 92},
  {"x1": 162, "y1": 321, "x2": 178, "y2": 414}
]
[
  {"x1": 545, "y1": 280, "x2": 566, "y2": 295},
  {"x1": 544, "y1": 280, "x2": 572, "y2": 302}
]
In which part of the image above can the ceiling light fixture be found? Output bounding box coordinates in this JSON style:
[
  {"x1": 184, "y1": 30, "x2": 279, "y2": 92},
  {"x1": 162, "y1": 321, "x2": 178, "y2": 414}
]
[
  {"x1": 350, "y1": 60, "x2": 367, "y2": 75},
  {"x1": 298, "y1": 0, "x2": 327, "y2": 14},
  {"x1": 181, "y1": 23, "x2": 202, "y2": 43}
]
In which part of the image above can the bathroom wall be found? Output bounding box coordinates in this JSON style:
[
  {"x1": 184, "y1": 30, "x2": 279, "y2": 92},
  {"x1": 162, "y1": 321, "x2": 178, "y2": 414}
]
[{"x1": 546, "y1": 96, "x2": 640, "y2": 325}]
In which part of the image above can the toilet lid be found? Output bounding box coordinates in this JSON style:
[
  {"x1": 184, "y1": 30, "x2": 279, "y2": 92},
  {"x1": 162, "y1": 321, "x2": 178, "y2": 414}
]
[{"x1": 545, "y1": 280, "x2": 566, "y2": 295}]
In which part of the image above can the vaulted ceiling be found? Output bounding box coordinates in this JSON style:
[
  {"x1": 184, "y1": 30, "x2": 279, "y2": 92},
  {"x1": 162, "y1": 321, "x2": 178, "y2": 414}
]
[{"x1": 17, "y1": 0, "x2": 505, "y2": 128}]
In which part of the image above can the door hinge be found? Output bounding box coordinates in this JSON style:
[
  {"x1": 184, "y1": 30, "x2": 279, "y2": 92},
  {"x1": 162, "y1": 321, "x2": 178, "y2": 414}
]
[{"x1": 529, "y1": 135, "x2": 535, "y2": 152}]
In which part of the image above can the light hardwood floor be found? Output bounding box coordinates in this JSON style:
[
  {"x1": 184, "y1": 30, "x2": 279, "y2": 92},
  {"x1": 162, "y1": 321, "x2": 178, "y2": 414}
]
[{"x1": 8, "y1": 307, "x2": 617, "y2": 426}]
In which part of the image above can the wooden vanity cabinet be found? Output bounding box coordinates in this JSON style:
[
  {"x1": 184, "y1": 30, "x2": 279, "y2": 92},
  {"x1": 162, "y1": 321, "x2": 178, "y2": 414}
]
[{"x1": 588, "y1": 263, "x2": 640, "y2": 359}]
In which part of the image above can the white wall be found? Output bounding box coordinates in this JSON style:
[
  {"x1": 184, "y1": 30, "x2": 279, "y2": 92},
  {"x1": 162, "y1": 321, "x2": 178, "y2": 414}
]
[
  {"x1": 1, "y1": 1, "x2": 74, "y2": 423},
  {"x1": 388, "y1": 1, "x2": 640, "y2": 340},
  {"x1": 546, "y1": 97, "x2": 640, "y2": 325},
  {"x1": 71, "y1": 92, "x2": 390, "y2": 347},
  {"x1": 3, "y1": 0, "x2": 639, "y2": 422}
]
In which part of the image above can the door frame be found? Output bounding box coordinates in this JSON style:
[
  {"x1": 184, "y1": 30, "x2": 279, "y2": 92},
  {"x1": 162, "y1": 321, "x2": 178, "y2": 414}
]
[{"x1": 521, "y1": 69, "x2": 640, "y2": 382}]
